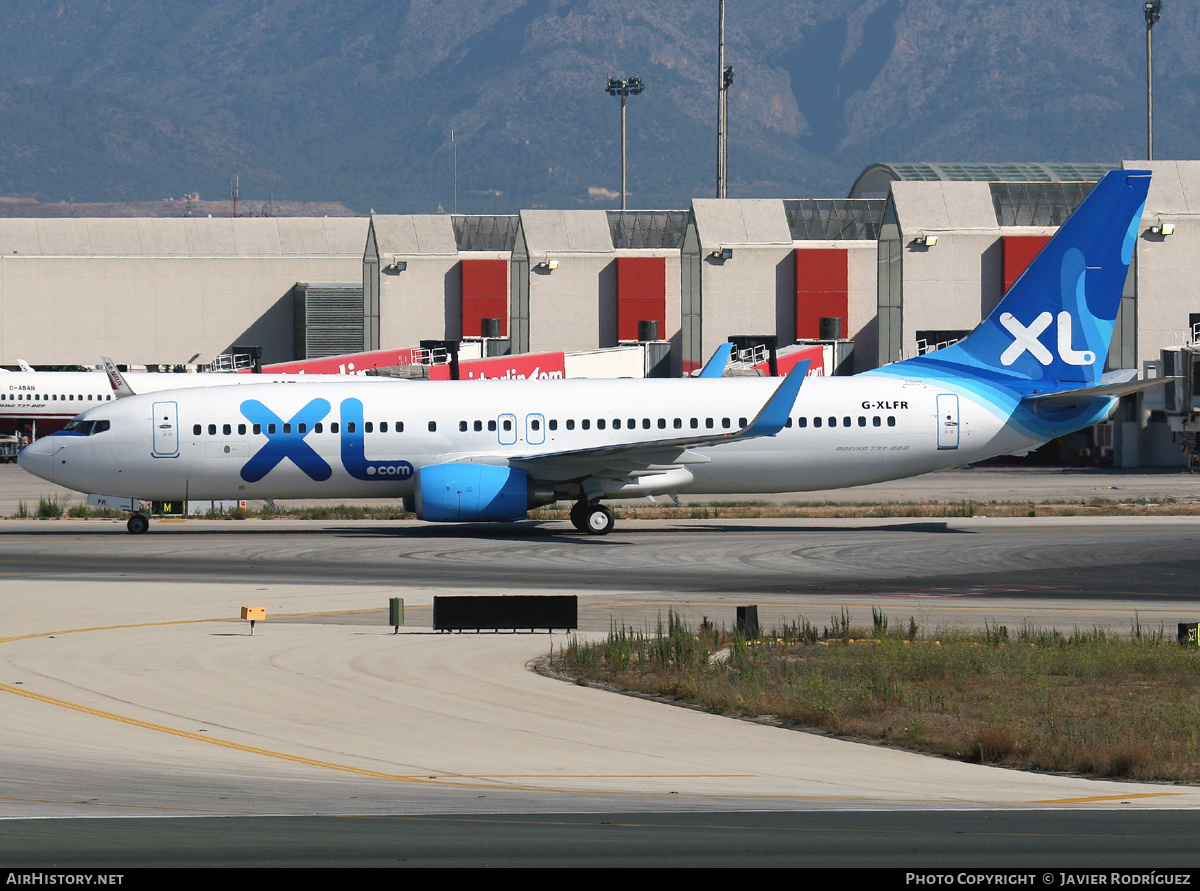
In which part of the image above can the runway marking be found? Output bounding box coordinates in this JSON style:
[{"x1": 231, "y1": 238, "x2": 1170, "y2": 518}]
[
  {"x1": 0, "y1": 609, "x2": 414, "y2": 646},
  {"x1": 1030, "y1": 793, "x2": 1183, "y2": 805},
  {"x1": 2, "y1": 680, "x2": 1193, "y2": 806},
  {"x1": 2, "y1": 614, "x2": 1196, "y2": 807},
  {"x1": 0, "y1": 795, "x2": 270, "y2": 816},
  {"x1": 0, "y1": 681, "x2": 757, "y2": 795},
  {"x1": 0, "y1": 617, "x2": 229, "y2": 645}
]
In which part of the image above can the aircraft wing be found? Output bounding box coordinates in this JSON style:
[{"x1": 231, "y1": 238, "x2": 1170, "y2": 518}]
[{"x1": 503, "y1": 362, "x2": 809, "y2": 483}]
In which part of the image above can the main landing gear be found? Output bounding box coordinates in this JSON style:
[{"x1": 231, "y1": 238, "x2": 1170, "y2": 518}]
[
  {"x1": 570, "y1": 500, "x2": 615, "y2": 535},
  {"x1": 126, "y1": 514, "x2": 150, "y2": 535}
]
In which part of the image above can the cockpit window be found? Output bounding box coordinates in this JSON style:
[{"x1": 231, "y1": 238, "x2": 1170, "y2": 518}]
[{"x1": 61, "y1": 419, "x2": 111, "y2": 436}]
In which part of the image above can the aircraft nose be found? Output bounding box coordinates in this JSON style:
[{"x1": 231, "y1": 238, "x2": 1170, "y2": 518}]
[{"x1": 16, "y1": 437, "x2": 56, "y2": 484}]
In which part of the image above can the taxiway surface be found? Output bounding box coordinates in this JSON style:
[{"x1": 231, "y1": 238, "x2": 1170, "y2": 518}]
[{"x1": 3, "y1": 466, "x2": 1200, "y2": 865}]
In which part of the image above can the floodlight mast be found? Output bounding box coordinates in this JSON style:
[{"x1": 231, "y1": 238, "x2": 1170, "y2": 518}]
[
  {"x1": 605, "y1": 74, "x2": 645, "y2": 210},
  {"x1": 717, "y1": 0, "x2": 726, "y2": 198},
  {"x1": 1146, "y1": 0, "x2": 1162, "y2": 160},
  {"x1": 721, "y1": 64, "x2": 734, "y2": 197}
]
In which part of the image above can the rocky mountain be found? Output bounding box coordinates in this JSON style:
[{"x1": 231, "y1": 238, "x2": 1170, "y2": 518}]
[{"x1": 0, "y1": 0, "x2": 1194, "y2": 214}]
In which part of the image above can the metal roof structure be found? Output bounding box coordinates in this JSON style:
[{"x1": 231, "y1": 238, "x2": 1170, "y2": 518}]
[
  {"x1": 989, "y1": 182, "x2": 1097, "y2": 226},
  {"x1": 451, "y1": 215, "x2": 519, "y2": 252},
  {"x1": 606, "y1": 211, "x2": 689, "y2": 250},
  {"x1": 850, "y1": 162, "x2": 1113, "y2": 200},
  {"x1": 783, "y1": 199, "x2": 886, "y2": 240}
]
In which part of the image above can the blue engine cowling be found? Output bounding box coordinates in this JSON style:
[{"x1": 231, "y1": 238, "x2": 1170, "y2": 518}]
[{"x1": 412, "y1": 463, "x2": 530, "y2": 522}]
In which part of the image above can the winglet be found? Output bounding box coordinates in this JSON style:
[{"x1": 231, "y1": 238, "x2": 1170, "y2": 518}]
[
  {"x1": 696, "y1": 343, "x2": 734, "y2": 378},
  {"x1": 17, "y1": 359, "x2": 33, "y2": 373},
  {"x1": 101, "y1": 356, "x2": 137, "y2": 398},
  {"x1": 739, "y1": 361, "x2": 810, "y2": 437}
]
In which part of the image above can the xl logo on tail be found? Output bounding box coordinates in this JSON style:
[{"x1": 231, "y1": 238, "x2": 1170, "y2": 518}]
[{"x1": 999, "y1": 311, "x2": 1095, "y2": 367}]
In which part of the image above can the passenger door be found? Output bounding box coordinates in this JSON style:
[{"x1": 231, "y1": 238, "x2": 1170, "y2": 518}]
[
  {"x1": 152, "y1": 401, "x2": 179, "y2": 458},
  {"x1": 936, "y1": 393, "x2": 959, "y2": 450}
]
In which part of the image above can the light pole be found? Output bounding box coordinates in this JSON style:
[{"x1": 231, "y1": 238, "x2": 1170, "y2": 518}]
[
  {"x1": 717, "y1": 0, "x2": 726, "y2": 197},
  {"x1": 606, "y1": 74, "x2": 645, "y2": 210},
  {"x1": 721, "y1": 63, "x2": 734, "y2": 197},
  {"x1": 1145, "y1": 0, "x2": 1162, "y2": 160}
]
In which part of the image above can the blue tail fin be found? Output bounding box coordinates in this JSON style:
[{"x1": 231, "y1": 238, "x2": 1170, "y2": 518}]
[{"x1": 880, "y1": 169, "x2": 1149, "y2": 391}]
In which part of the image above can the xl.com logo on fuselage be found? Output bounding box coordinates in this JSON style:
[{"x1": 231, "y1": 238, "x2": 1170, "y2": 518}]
[{"x1": 238, "y1": 397, "x2": 413, "y2": 483}]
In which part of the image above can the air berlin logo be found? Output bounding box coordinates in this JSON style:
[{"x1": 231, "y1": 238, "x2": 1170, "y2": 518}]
[{"x1": 999, "y1": 311, "x2": 1095, "y2": 367}]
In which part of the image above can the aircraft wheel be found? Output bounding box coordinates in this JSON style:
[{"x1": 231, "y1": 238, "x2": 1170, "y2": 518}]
[
  {"x1": 584, "y1": 503, "x2": 615, "y2": 536},
  {"x1": 127, "y1": 514, "x2": 149, "y2": 535},
  {"x1": 569, "y1": 501, "x2": 589, "y2": 532}
]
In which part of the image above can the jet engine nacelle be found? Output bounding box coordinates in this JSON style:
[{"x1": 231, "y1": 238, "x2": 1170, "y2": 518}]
[{"x1": 412, "y1": 463, "x2": 532, "y2": 522}]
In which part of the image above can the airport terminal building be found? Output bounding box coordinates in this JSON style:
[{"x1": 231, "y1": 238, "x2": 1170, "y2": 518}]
[{"x1": 1, "y1": 160, "x2": 1198, "y2": 466}]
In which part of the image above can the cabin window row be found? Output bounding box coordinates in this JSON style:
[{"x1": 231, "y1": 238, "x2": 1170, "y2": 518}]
[
  {"x1": 190, "y1": 414, "x2": 897, "y2": 438},
  {"x1": 790, "y1": 415, "x2": 897, "y2": 428},
  {"x1": 192, "y1": 421, "x2": 409, "y2": 436},
  {"x1": 1, "y1": 393, "x2": 112, "y2": 402},
  {"x1": 544, "y1": 417, "x2": 749, "y2": 432}
]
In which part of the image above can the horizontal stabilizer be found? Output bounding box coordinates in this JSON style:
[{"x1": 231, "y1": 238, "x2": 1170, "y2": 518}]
[{"x1": 1022, "y1": 374, "x2": 1177, "y2": 407}]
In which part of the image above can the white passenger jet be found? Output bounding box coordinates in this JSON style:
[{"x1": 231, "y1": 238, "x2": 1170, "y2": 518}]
[{"x1": 19, "y1": 170, "x2": 1155, "y2": 535}]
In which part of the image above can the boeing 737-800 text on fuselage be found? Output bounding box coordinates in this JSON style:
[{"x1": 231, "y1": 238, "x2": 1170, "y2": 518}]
[{"x1": 19, "y1": 171, "x2": 1154, "y2": 535}]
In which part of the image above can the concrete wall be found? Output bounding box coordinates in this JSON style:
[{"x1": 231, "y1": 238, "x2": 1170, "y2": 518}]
[
  {"x1": 519, "y1": 210, "x2": 614, "y2": 354},
  {"x1": 887, "y1": 182, "x2": 1000, "y2": 360},
  {"x1": 793, "y1": 240, "x2": 877, "y2": 372},
  {"x1": 0, "y1": 217, "x2": 367, "y2": 366},
  {"x1": 1126, "y1": 161, "x2": 1200, "y2": 365},
  {"x1": 691, "y1": 199, "x2": 794, "y2": 364},
  {"x1": 369, "y1": 215, "x2": 460, "y2": 350}
]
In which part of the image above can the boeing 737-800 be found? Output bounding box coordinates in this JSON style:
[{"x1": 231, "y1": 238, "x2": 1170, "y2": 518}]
[{"x1": 19, "y1": 170, "x2": 1155, "y2": 535}]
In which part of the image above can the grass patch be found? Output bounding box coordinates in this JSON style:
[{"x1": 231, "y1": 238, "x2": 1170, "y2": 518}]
[
  {"x1": 35, "y1": 496, "x2": 62, "y2": 519},
  {"x1": 555, "y1": 611, "x2": 1200, "y2": 783},
  {"x1": 258, "y1": 503, "x2": 415, "y2": 520}
]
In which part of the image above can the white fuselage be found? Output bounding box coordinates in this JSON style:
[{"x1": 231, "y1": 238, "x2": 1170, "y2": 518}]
[{"x1": 20, "y1": 376, "x2": 1033, "y2": 502}]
